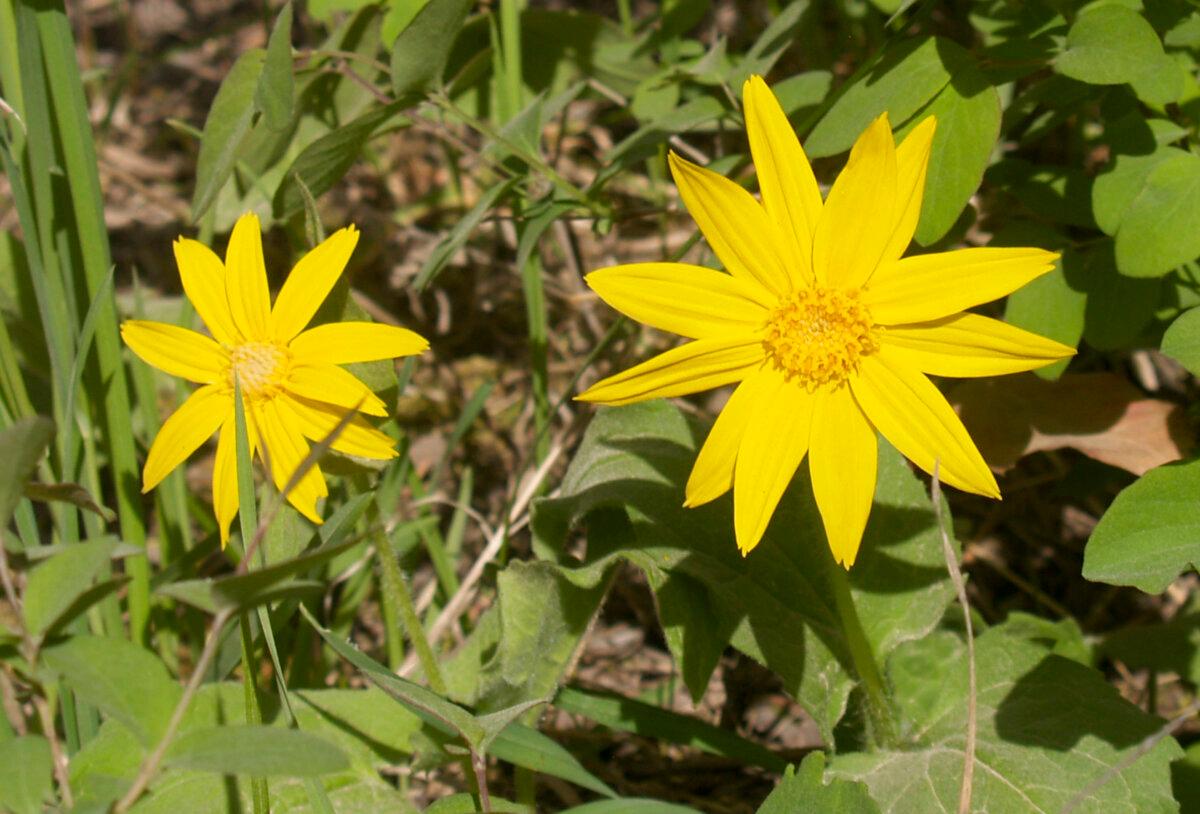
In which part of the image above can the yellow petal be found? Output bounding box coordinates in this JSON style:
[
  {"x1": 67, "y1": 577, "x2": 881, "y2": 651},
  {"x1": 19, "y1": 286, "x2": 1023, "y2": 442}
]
[
  {"x1": 850, "y1": 349, "x2": 998, "y2": 498},
  {"x1": 285, "y1": 363, "x2": 388, "y2": 416},
  {"x1": 577, "y1": 335, "x2": 764, "y2": 407},
  {"x1": 866, "y1": 247, "x2": 1059, "y2": 325},
  {"x1": 289, "y1": 321, "x2": 429, "y2": 366},
  {"x1": 809, "y1": 386, "x2": 877, "y2": 568},
  {"x1": 812, "y1": 113, "x2": 897, "y2": 288},
  {"x1": 281, "y1": 394, "x2": 398, "y2": 460},
  {"x1": 742, "y1": 75, "x2": 822, "y2": 286},
  {"x1": 684, "y1": 370, "x2": 772, "y2": 508},
  {"x1": 270, "y1": 225, "x2": 360, "y2": 342},
  {"x1": 173, "y1": 238, "x2": 240, "y2": 345},
  {"x1": 668, "y1": 152, "x2": 792, "y2": 297},
  {"x1": 879, "y1": 116, "x2": 937, "y2": 267},
  {"x1": 212, "y1": 410, "x2": 256, "y2": 547},
  {"x1": 142, "y1": 384, "x2": 228, "y2": 492},
  {"x1": 225, "y1": 212, "x2": 272, "y2": 340},
  {"x1": 733, "y1": 370, "x2": 814, "y2": 554},
  {"x1": 586, "y1": 263, "x2": 770, "y2": 340},
  {"x1": 121, "y1": 320, "x2": 228, "y2": 384},
  {"x1": 880, "y1": 312, "x2": 1076, "y2": 377},
  {"x1": 253, "y1": 399, "x2": 326, "y2": 524}
]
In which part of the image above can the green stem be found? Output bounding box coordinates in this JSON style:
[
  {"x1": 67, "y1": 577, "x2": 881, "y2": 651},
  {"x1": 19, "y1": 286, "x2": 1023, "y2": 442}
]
[
  {"x1": 826, "y1": 555, "x2": 896, "y2": 749},
  {"x1": 239, "y1": 614, "x2": 270, "y2": 814},
  {"x1": 375, "y1": 525, "x2": 446, "y2": 694}
]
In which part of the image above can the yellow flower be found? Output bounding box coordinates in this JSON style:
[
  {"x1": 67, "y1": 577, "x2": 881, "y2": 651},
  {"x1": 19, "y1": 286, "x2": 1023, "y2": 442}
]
[
  {"x1": 122, "y1": 212, "x2": 428, "y2": 545},
  {"x1": 577, "y1": 76, "x2": 1074, "y2": 567}
]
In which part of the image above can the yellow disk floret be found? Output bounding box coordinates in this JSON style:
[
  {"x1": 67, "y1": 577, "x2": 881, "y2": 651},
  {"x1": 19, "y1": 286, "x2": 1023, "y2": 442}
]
[
  {"x1": 762, "y1": 287, "x2": 877, "y2": 390},
  {"x1": 227, "y1": 342, "x2": 290, "y2": 400}
]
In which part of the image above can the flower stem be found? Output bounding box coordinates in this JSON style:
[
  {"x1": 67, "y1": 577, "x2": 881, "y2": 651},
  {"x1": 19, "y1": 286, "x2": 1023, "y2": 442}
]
[{"x1": 826, "y1": 555, "x2": 896, "y2": 749}]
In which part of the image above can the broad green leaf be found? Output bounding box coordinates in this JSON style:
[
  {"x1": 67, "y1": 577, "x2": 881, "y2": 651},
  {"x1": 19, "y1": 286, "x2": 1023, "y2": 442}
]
[
  {"x1": 191, "y1": 48, "x2": 265, "y2": 220},
  {"x1": 0, "y1": 416, "x2": 53, "y2": 529},
  {"x1": 1100, "y1": 605, "x2": 1200, "y2": 681},
  {"x1": 1003, "y1": 249, "x2": 1084, "y2": 380},
  {"x1": 24, "y1": 481, "x2": 112, "y2": 520},
  {"x1": 22, "y1": 538, "x2": 117, "y2": 637},
  {"x1": 1174, "y1": 741, "x2": 1200, "y2": 812},
  {"x1": 425, "y1": 795, "x2": 532, "y2": 814},
  {"x1": 0, "y1": 736, "x2": 52, "y2": 814},
  {"x1": 255, "y1": 2, "x2": 294, "y2": 131},
  {"x1": 273, "y1": 100, "x2": 406, "y2": 218},
  {"x1": 164, "y1": 726, "x2": 349, "y2": 777},
  {"x1": 1055, "y1": 5, "x2": 1178, "y2": 104},
  {"x1": 42, "y1": 635, "x2": 181, "y2": 746},
  {"x1": 1094, "y1": 140, "x2": 1188, "y2": 237},
  {"x1": 532, "y1": 401, "x2": 954, "y2": 744},
  {"x1": 389, "y1": 0, "x2": 472, "y2": 97},
  {"x1": 487, "y1": 722, "x2": 617, "y2": 799},
  {"x1": 555, "y1": 686, "x2": 786, "y2": 773},
  {"x1": 805, "y1": 37, "x2": 952, "y2": 158},
  {"x1": 560, "y1": 802, "x2": 703, "y2": 814},
  {"x1": 1162, "y1": 306, "x2": 1200, "y2": 376},
  {"x1": 1114, "y1": 152, "x2": 1200, "y2": 278},
  {"x1": 901, "y1": 40, "x2": 1000, "y2": 246},
  {"x1": 1083, "y1": 458, "x2": 1200, "y2": 593},
  {"x1": 757, "y1": 753, "x2": 879, "y2": 814},
  {"x1": 129, "y1": 772, "x2": 418, "y2": 814},
  {"x1": 1079, "y1": 243, "x2": 1160, "y2": 352},
  {"x1": 831, "y1": 623, "x2": 1182, "y2": 812}
]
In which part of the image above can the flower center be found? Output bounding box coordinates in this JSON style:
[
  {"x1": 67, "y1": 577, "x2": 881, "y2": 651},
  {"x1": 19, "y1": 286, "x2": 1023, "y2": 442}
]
[
  {"x1": 762, "y1": 287, "x2": 878, "y2": 390},
  {"x1": 227, "y1": 342, "x2": 289, "y2": 400}
]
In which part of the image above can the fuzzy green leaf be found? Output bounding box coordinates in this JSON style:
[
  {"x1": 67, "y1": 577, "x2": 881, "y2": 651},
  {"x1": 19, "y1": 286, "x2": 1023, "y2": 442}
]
[
  {"x1": 758, "y1": 753, "x2": 879, "y2": 814},
  {"x1": 164, "y1": 725, "x2": 349, "y2": 777},
  {"x1": 389, "y1": 0, "x2": 472, "y2": 98},
  {"x1": 0, "y1": 736, "x2": 53, "y2": 814},
  {"x1": 255, "y1": 2, "x2": 294, "y2": 131},
  {"x1": 1162, "y1": 306, "x2": 1200, "y2": 377},
  {"x1": 0, "y1": 416, "x2": 53, "y2": 530},
  {"x1": 1113, "y1": 152, "x2": 1200, "y2": 278},
  {"x1": 191, "y1": 48, "x2": 265, "y2": 220},
  {"x1": 22, "y1": 538, "x2": 118, "y2": 637}
]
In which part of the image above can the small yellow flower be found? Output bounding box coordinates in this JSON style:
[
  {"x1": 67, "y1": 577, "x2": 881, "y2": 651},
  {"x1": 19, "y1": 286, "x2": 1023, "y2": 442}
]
[
  {"x1": 578, "y1": 76, "x2": 1074, "y2": 567},
  {"x1": 122, "y1": 212, "x2": 428, "y2": 545}
]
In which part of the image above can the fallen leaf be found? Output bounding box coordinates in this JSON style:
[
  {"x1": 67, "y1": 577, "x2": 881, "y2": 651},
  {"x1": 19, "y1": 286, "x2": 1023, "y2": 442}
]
[{"x1": 949, "y1": 372, "x2": 1192, "y2": 475}]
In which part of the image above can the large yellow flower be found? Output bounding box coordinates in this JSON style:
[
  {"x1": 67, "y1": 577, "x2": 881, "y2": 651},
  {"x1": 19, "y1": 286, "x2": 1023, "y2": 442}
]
[
  {"x1": 578, "y1": 76, "x2": 1073, "y2": 567},
  {"x1": 122, "y1": 212, "x2": 428, "y2": 544}
]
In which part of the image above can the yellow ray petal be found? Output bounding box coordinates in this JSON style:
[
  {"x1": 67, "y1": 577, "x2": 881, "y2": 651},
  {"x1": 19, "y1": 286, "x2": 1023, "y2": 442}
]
[
  {"x1": 142, "y1": 384, "x2": 229, "y2": 492},
  {"x1": 812, "y1": 113, "x2": 897, "y2": 288},
  {"x1": 866, "y1": 247, "x2": 1059, "y2": 325},
  {"x1": 850, "y1": 349, "x2": 998, "y2": 498},
  {"x1": 121, "y1": 320, "x2": 228, "y2": 384},
  {"x1": 577, "y1": 335, "x2": 764, "y2": 407},
  {"x1": 733, "y1": 370, "x2": 814, "y2": 554},
  {"x1": 810, "y1": 386, "x2": 877, "y2": 568},
  {"x1": 742, "y1": 75, "x2": 822, "y2": 286},
  {"x1": 253, "y1": 399, "x2": 326, "y2": 524},
  {"x1": 173, "y1": 238, "x2": 240, "y2": 345},
  {"x1": 225, "y1": 212, "x2": 272, "y2": 341},
  {"x1": 586, "y1": 263, "x2": 771, "y2": 340},
  {"x1": 684, "y1": 370, "x2": 773, "y2": 508},
  {"x1": 285, "y1": 363, "x2": 388, "y2": 417},
  {"x1": 290, "y1": 321, "x2": 429, "y2": 366},
  {"x1": 880, "y1": 312, "x2": 1076, "y2": 377},
  {"x1": 212, "y1": 409, "x2": 256, "y2": 547},
  {"x1": 667, "y1": 151, "x2": 792, "y2": 297},
  {"x1": 281, "y1": 394, "x2": 398, "y2": 460},
  {"x1": 270, "y1": 225, "x2": 360, "y2": 342},
  {"x1": 879, "y1": 116, "x2": 937, "y2": 267}
]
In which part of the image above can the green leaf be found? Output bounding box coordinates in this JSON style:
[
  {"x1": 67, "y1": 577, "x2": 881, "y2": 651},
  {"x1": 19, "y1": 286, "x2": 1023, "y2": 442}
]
[
  {"x1": 0, "y1": 416, "x2": 53, "y2": 529},
  {"x1": 425, "y1": 794, "x2": 533, "y2": 814},
  {"x1": 1003, "y1": 248, "x2": 1084, "y2": 381},
  {"x1": 757, "y1": 753, "x2": 879, "y2": 814},
  {"x1": 41, "y1": 635, "x2": 182, "y2": 746},
  {"x1": 805, "y1": 37, "x2": 952, "y2": 158},
  {"x1": 1079, "y1": 243, "x2": 1160, "y2": 352},
  {"x1": 191, "y1": 48, "x2": 265, "y2": 221},
  {"x1": 23, "y1": 481, "x2": 112, "y2": 520},
  {"x1": 273, "y1": 99, "x2": 406, "y2": 219},
  {"x1": 1093, "y1": 134, "x2": 1187, "y2": 236},
  {"x1": 164, "y1": 725, "x2": 349, "y2": 777},
  {"x1": 900, "y1": 41, "x2": 1000, "y2": 246},
  {"x1": 1056, "y1": 5, "x2": 1179, "y2": 103},
  {"x1": 1113, "y1": 152, "x2": 1200, "y2": 278},
  {"x1": 1100, "y1": 605, "x2": 1200, "y2": 681},
  {"x1": 487, "y1": 723, "x2": 617, "y2": 799},
  {"x1": 1083, "y1": 457, "x2": 1200, "y2": 593},
  {"x1": 389, "y1": 0, "x2": 472, "y2": 98},
  {"x1": 560, "y1": 801, "x2": 703, "y2": 814},
  {"x1": 22, "y1": 538, "x2": 118, "y2": 637},
  {"x1": 532, "y1": 401, "x2": 954, "y2": 744},
  {"x1": 255, "y1": 2, "x2": 294, "y2": 131},
  {"x1": 831, "y1": 623, "x2": 1182, "y2": 812},
  {"x1": 0, "y1": 736, "x2": 52, "y2": 814},
  {"x1": 1162, "y1": 306, "x2": 1200, "y2": 377},
  {"x1": 413, "y1": 177, "x2": 519, "y2": 290}
]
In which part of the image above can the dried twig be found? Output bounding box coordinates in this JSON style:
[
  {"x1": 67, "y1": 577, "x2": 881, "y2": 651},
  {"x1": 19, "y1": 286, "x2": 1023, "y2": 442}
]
[{"x1": 932, "y1": 462, "x2": 976, "y2": 814}]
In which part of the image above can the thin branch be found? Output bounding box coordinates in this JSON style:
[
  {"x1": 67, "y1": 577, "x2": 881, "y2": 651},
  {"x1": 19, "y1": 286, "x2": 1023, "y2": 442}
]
[
  {"x1": 113, "y1": 609, "x2": 235, "y2": 813},
  {"x1": 33, "y1": 695, "x2": 72, "y2": 807},
  {"x1": 932, "y1": 462, "x2": 976, "y2": 814}
]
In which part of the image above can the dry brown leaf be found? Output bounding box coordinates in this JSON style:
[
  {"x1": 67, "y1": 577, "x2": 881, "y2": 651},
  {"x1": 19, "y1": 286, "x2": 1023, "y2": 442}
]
[{"x1": 949, "y1": 372, "x2": 1193, "y2": 476}]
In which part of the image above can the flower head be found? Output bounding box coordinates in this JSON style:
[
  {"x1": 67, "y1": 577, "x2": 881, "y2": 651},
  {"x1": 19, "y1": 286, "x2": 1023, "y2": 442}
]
[
  {"x1": 122, "y1": 212, "x2": 428, "y2": 545},
  {"x1": 577, "y1": 76, "x2": 1073, "y2": 567}
]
